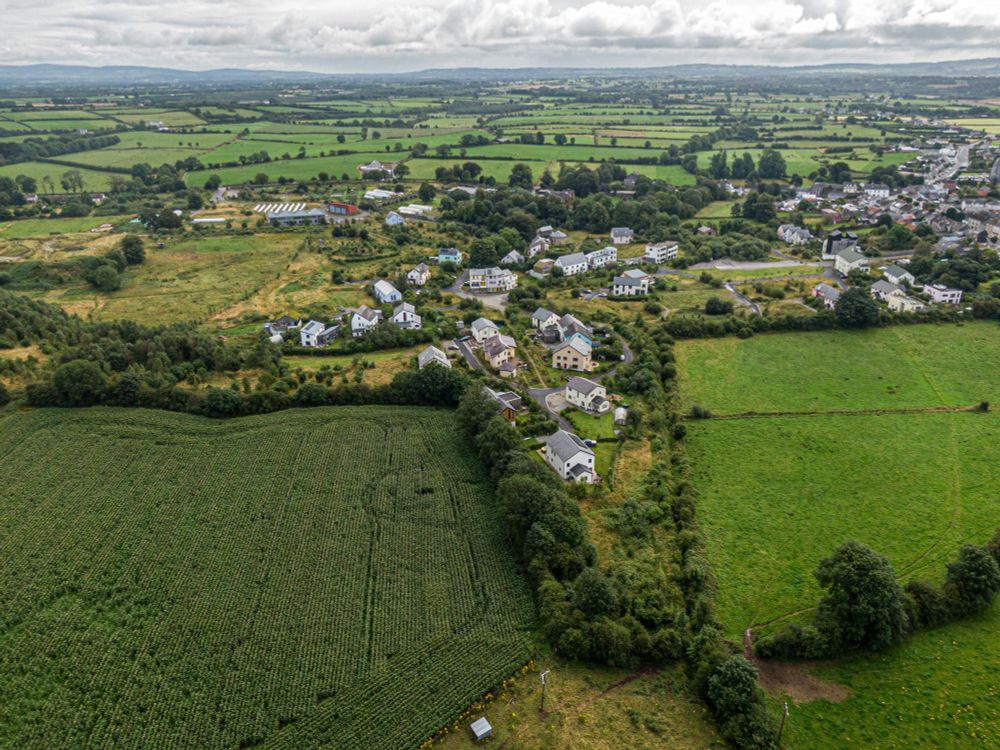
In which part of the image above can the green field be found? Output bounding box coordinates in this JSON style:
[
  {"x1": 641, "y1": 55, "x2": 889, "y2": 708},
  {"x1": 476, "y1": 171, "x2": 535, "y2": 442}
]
[
  {"x1": 675, "y1": 323, "x2": 1000, "y2": 414},
  {"x1": 0, "y1": 406, "x2": 535, "y2": 750},
  {"x1": 0, "y1": 215, "x2": 132, "y2": 237}
]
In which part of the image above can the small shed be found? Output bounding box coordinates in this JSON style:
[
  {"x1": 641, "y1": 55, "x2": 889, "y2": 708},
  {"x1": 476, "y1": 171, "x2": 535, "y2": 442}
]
[
  {"x1": 470, "y1": 716, "x2": 493, "y2": 742},
  {"x1": 614, "y1": 407, "x2": 628, "y2": 426}
]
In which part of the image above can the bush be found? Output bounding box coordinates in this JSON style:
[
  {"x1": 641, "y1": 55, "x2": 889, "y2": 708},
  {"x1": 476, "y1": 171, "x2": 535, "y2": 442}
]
[
  {"x1": 92, "y1": 265, "x2": 121, "y2": 292},
  {"x1": 0, "y1": 381, "x2": 9, "y2": 407},
  {"x1": 50, "y1": 359, "x2": 107, "y2": 407},
  {"x1": 688, "y1": 404, "x2": 711, "y2": 419},
  {"x1": 706, "y1": 656, "x2": 777, "y2": 749},
  {"x1": 903, "y1": 579, "x2": 950, "y2": 630},
  {"x1": 121, "y1": 235, "x2": 146, "y2": 265},
  {"x1": 755, "y1": 623, "x2": 830, "y2": 660},
  {"x1": 944, "y1": 545, "x2": 1000, "y2": 616},
  {"x1": 704, "y1": 296, "x2": 734, "y2": 315}
]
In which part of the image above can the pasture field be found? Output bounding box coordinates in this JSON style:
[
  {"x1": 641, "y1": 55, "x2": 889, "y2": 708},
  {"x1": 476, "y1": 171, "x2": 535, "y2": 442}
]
[
  {"x1": 0, "y1": 161, "x2": 116, "y2": 191},
  {"x1": 0, "y1": 215, "x2": 133, "y2": 238},
  {"x1": 675, "y1": 322, "x2": 1000, "y2": 414},
  {"x1": 0, "y1": 406, "x2": 535, "y2": 750}
]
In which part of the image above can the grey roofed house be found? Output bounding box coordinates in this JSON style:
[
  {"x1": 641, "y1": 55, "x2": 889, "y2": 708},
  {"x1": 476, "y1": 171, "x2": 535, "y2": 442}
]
[
  {"x1": 567, "y1": 376, "x2": 602, "y2": 396},
  {"x1": 554, "y1": 252, "x2": 586, "y2": 269},
  {"x1": 393, "y1": 301, "x2": 416, "y2": 315},
  {"x1": 814, "y1": 283, "x2": 841, "y2": 301},
  {"x1": 266, "y1": 315, "x2": 300, "y2": 332},
  {"x1": 417, "y1": 345, "x2": 451, "y2": 369},
  {"x1": 871, "y1": 279, "x2": 903, "y2": 299},
  {"x1": 500, "y1": 250, "x2": 524, "y2": 265},
  {"x1": 531, "y1": 307, "x2": 557, "y2": 325},
  {"x1": 471, "y1": 317, "x2": 497, "y2": 336},
  {"x1": 837, "y1": 247, "x2": 868, "y2": 264},
  {"x1": 355, "y1": 305, "x2": 381, "y2": 322},
  {"x1": 545, "y1": 429, "x2": 594, "y2": 463},
  {"x1": 613, "y1": 273, "x2": 644, "y2": 288},
  {"x1": 483, "y1": 333, "x2": 516, "y2": 358},
  {"x1": 610, "y1": 227, "x2": 633, "y2": 239},
  {"x1": 486, "y1": 387, "x2": 522, "y2": 412}
]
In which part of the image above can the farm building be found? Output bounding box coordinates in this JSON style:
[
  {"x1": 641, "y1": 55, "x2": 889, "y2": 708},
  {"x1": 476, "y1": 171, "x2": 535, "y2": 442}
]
[
  {"x1": 267, "y1": 208, "x2": 327, "y2": 226},
  {"x1": 358, "y1": 159, "x2": 396, "y2": 177},
  {"x1": 328, "y1": 201, "x2": 359, "y2": 215},
  {"x1": 384, "y1": 211, "x2": 404, "y2": 226},
  {"x1": 417, "y1": 345, "x2": 450, "y2": 369},
  {"x1": 614, "y1": 407, "x2": 628, "y2": 426}
]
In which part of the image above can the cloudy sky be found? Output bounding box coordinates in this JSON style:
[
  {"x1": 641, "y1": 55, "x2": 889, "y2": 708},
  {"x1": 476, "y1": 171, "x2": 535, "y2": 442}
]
[{"x1": 1, "y1": 0, "x2": 998, "y2": 73}]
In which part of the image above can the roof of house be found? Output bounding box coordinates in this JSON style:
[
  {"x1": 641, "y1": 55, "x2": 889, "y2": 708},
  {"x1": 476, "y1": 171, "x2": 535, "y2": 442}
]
[
  {"x1": 409, "y1": 262, "x2": 429, "y2": 274},
  {"x1": 556, "y1": 336, "x2": 592, "y2": 357},
  {"x1": 373, "y1": 279, "x2": 399, "y2": 297},
  {"x1": 883, "y1": 264, "x2": 911, "y2": 278},
  {"x1": 438, "y1": 246, "x2": 461, "y2": 256},
  {"x1": 532, "y1": 307, "x2": 557, "y2": 323},
  {"x1": 418, "y1": 345, "x2": 449, "y2": 368},
  {"x1": 814, "y1": 283, "x2": 841, "y2": 300},
  {"x1": 393, "y1": 302, "x2": 416, "y2": 316},
  {"x1": 483, "y1": 334, "x2": 516, "y2": 358},
  {"x1": 545, "y1": 430, "x2": 594, "y2": 462},
  {"x1": 837, "y1": 247, "x2": 868, "y2": 264},
  {"x1": 872, "y1": 279, "x2": 903, "y2": 296},
  {"x1": 471, "y1": 317, "x2": 497, "y2": 333},
  {"x1": 610, "y1": 226, "x2": 633, "y2": 236},
  {"x1": 554, "y1": 252, "x2": 586, "y2": 268},
  {"x1": 567, "y1": 376, "x2": 603, "y2": 396},
  {"x1": 613, "y1": 274, "x2": 644, "y2": 287},
  {"x1": 301, "y1": 320, "x2": 325, "y2": 335},
  {"x1": 354, "y1": 305, "x2": 380, "y2": 322},
  {"x1": 621, "y1": 268, "x2": 649, "y2": 280}
]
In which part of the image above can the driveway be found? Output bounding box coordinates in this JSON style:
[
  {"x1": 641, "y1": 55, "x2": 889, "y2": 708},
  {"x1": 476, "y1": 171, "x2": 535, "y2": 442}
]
[
  {"x1": 724, "y1": 282, "x2": 761, "y2": 315},
  {"x1": 455, "y1": 339, "x2": 482, "y2": 370},
  {"x1": 444, "y1": 271, "x2": 509, "y2": 311},
  {"x1": 526, "y1": 385, "x2": 572, "y2": 431}
]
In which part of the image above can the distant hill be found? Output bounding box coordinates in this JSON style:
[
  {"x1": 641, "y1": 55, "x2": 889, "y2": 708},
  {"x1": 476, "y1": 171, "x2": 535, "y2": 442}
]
[{"x1": 2, "y1": 58, "x2": 1000, "y2": 85}]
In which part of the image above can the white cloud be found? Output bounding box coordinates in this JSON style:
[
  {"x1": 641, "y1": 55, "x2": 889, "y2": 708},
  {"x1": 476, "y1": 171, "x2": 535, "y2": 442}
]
[{"x1": 1, "y1": 0, "x2": 999, "y2": 71}]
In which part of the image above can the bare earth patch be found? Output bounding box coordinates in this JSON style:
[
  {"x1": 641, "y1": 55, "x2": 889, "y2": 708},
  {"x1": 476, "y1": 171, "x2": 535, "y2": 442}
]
[{"x1": 744, "y1": 630, "x2": 849, "y2": 704}]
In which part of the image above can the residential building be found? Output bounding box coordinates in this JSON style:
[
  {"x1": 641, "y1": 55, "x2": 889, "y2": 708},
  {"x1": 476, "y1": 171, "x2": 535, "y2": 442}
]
[
  {"x1": 865, "y1": 183, "x2": 891, "y2": 199},
  {"x1": 351, "y1": 306, "x2": 382, "y2": 337},
  {"x1": 644, "y1": 241, "x2": 678, "y2": 264},
  {"x1": 888, "y1": 294, "x2": 929, "y2": 313},
  {"x1": 585, "y1": 246, "x2": 617, "y2": 269},
  {"x1": 822, "y1": 230, "x2": 859, "y2": 260},
  {"x1": 417, "y1": 345, "x2": 450, "y2": 369},
  {"x1": 373, "y1": 279, "x2": 402, "y2": 304},
  {"x1": 384, "y1": 211, "x2": 404, "y2": 226},
  {"x1": 565, "y1": 377, "x2": 610, "y2": 414},
  {"x1": 542, "y1": 430, "x2": 596, "y2": 483},
  {"x1": 486, "y1": 387, "x2": 522, "y2": 422},
  {"x1": 299, "y1": 320, "x2": 339, "y2": 347},
  {"x1": 391, "y1": 302, "x2": 421, "y2": 329},
  {"x1": 612, "y1": 269, "x2": 650, "y2": 296},
  {"x1": 358, "y1": 159, "x2": 395, "y2": 177},
  {"x1": 811, "y1": 283, "x2": 841, "y2": 309},
  {"x1": 266, "y1": 208, "x2": 327, "y2": 226},
  {"x1": 527, "y1": 236, "x2": 549, "y2": 257},
  {"x1": 483, "y1": 334, "x2": 517, "y2": 369},
  {"x1": 610, "y1": 227, "x2": 634, "y2": 245},
  {"x1": 500, "y1": 250, "x2": 524, "y2": 266},
  {"x1": 328, "y1": 201, "x2": 359, "y2": 216},
  {"x1": 264, "y1": 315, "x2": 300, "y2": 334},
  {"x1": 882, "y1": 264, "x2": 916, "y2": 286},
  {"x1": 777, "y1": 224, "x2": 813, "y2": 245},
  {"x1": 406, "y1": 263, "x2": 430, "y2": 287},
  {"x1": 623, "y1": 172, "x2": 641, "y2": 188},
  {"x1": 559, "y1": 313, "x2": 593, "y2": 345},
  {"x1": 438, "y1": 247, "x2": 463, "y2": 265},
  {"x1": 923, "y1": 284, "x2": 963, "y2": 305},
  {"x1": 533, "y1": 258, "x2": 555, "y2": 275},
  {"x1": 531, "y1": 307, "x2": 560, "y2": 330},
  {"x1": 835, "y1": 247, "x2": 870, "y2": 277},
  {"x1": 552, "y1": 336, "x2": 594, "y2": 372},
  {"x1": 469, "y1": 267, "x2": 518, "y2": 293},
  {"x1": 549, "y1": 230, "x2": 569, "y2": 245},
  {"x1": 871, "y1": 280, "x2": 903, "y2": 301},
  {"x1": 554, "y1": 252, "x2": 588, "y2": 276},
  {"x1": 471, "y1": 317, "x2": 499, "y2": 343}
]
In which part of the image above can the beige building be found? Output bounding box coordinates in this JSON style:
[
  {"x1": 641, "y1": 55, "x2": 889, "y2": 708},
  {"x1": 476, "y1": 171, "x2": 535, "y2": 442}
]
[{"x1": 552, "y1": 337, "x2": 594, "y2": 372}]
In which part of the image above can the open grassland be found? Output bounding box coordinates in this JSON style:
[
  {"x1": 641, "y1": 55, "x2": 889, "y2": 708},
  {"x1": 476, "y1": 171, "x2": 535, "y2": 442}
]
[
  {"x1": 0, "y1": 161, "x2": 116, "y2": 191},
  {"x1": 0, "y1": 215, "x2": 133, "y2": 238},
  {"x1": 675, "y1": 322, "x2": 1000, "y2": 414},
  {"x1": 0, "y1": 406, "x2": 534, "y2": 750}
]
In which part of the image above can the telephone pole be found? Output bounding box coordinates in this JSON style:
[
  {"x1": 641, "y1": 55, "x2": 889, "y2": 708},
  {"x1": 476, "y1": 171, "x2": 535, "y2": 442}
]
[{"x1": 777, "y1": 702, "x2": 789, "y2": 746}]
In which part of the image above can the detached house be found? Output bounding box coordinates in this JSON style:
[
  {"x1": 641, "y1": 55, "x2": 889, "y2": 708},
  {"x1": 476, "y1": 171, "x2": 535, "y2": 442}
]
[
  {"x1": 871, "y1": 279, "x2": 903, "y2": 301},
  {"x1": 406, "y1": 263, "x2": 430, "y2": 287},
  {"x1": 554, "y1": 252, "x2": 588, "y2": 276},
  {"x1": 888, "y1": 294, "x2": 928, "y2": 313},
  {"x1": 585, "y1": 246, "x2": 617, "y2": 269},
  {"x1": 527, "y1": 236, "x2": 550, "y2": 258},
  {"x1": 610, "y1": 227, "x2": 634, "y2": 245},
  {"x1": 531, "y1": 307, "x2": 560, "y2": 330},
  {"x1": 822, "y1": 230, "x2": 859, "y2": 261},
  {"x1": 418, "y1": 345, "x2": 450, "y2": 369},
  {"x1": 542, "y1": 430, "x2": 596, "y2": 483},
  {"x1": 299, "y1": 320, "x2": 339, "y2": 347},
  {"x1": 882, "y1": 264, "x2": 915, "y2": 286},
  {"x1": 923, "y1": 284, "x2": 963, "y2": 305},
  {"x1": 500, "y1": 250, "x2": 524, "y2": 266},
  {"x1": 835, "y1": 248, "x2": 870, "y2": 277},
  {"x1": 644, "y1": 241, "x2": 678, "y2": 264},
  {"x1": 483, "y1": 334, "x2": 517, "y2": 370},
  {"x1": 351, "y1": 306, "x2": 382, "y2": 337},
  {"x1": 373, "y1": 279, "x2": 402, "y2": 304},
  {"x1": 565, "y1": 377, "x2": 610, "y2": 414},
  {"x1": 471, "y1": 317, "x2": 499, "y2": 343},
  {"x1": 469, "y1": 267, "x2": 517, "y2": 293},
  {"x1": 552, "y1": 336, "x2": 594, "y2": 372},
  {"x1": 777, "y1": 224, "x2": 813, "y2": 245},
  {"x1": 486, "y1": 387, "x2": 522, "y2": 422},
  {"x1": 438, "y1": 247, "x2": 463, "y2": 265},
  {"x1": 811, "y1": 283, "x2": 841, "y2": 309},
  {"x1": 612, "y1": 269, "x2": 650, "y2": 297},
  {"x1": 391, "y1": 302, "x2": 421, "y2": 329}
]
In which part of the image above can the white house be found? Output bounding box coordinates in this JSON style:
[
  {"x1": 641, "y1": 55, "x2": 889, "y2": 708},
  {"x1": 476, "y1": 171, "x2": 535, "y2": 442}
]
[
  {"x1": 777, "y1": 224, "x2": 813, "y2": 245},
  {"x1": 468, "y1": 267, "x2": 517, "y2": 293},
  {"x1": 299, "y1": 320, "x2": 327, "y2": 347},
  {"x1": 417, "y1": 345, "x2": 451, "y2": 369},
  {"x1": 610, "y1": 227, "x2": 634, "y2": 245},
  {"x1": 554, "y1": 252, "x2": 588, "y2": 276},
  {"x1": 542, "y1": 430, "x2": 596, "y2": 483},
  {"x1": 870, "y1": 279, "x2": 903, "y2": 301},
  {"x1": 391, "y1": 302, "x2": 421, "y2": 329},
  {"x1": 500, "y1": 250, "x2": 524, "y2": 266},
  {"x1": 530, "y1": 307, "x2": 560, "y2": 330},
  {"x1": 612, "y1": 269, "x2": 650, "y2": 297},
  {"x1": 835, "y1": 247, "x2": 870, "y2": 277},
  {"x1": 471, "y1": 317, "x2": 499, "y2": 343},
  {"x1": 923, "y1": 283, "x2": 963, "y2": 305},
  {"x1": 565, "y1": 377, "x2": 610, "y2": 414},
  {"x1": 384, "y1": 211, "x2": 404, "y2": 226},
  {"x1": 864, "y1": 183, "x2": 891, "y2": 199},
  {"x1": 373, "y1": 279, "x2": 402, "y2": 304},
  {"x1": 527, "y1": 236, "x2": 550, "y2": 258},
  {"x1": 644, "y1": 242, "x2": 678, "y2": 264},
  {"x1": 888, "y1": 294, "x2": 929, "y2": 313},
  {"x1": 585, "y1": 246, "x2": 618, "y2": 269},
  {"x1": 351, "y1": 306, "x2": 382, "y2": 337},
  {"x1": 882, "y1": 264, "x2": 915, "y2": 286},
  {"x1": 407, "y1": 263, "x2": 430, "y2": 287},
  {"x1": 359, "y1": 159, "x2": 395, "y2": 177}
]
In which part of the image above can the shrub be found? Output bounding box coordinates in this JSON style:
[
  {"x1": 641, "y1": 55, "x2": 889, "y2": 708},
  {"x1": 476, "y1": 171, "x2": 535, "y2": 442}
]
[
  {"x1": 944, "y1": 545, "x2": 1000, "y2": 616},
  {"x1": 51, "y1": 360, "x2": 107, "y2": 407},
  {"x1": 0, "y1": 381, "x2": 9, "y2": 407},
  {"x1": 903, "y1": 579, "x2": 950, "y2": 630},
  {"x1": 704, "y1": 296, "x2": 734, "y2": 315},
  {"x1": 755, "y1": 623, "x2": 830, "y2": 660},
  {"x1": 688, "y1": 404, "x2": 711, "y2": 419}
]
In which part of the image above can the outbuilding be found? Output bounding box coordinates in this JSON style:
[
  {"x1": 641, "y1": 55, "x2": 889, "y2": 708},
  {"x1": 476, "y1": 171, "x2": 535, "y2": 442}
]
[{"x1": 470, "y1": 717, "x2": 493, "y2": 742}]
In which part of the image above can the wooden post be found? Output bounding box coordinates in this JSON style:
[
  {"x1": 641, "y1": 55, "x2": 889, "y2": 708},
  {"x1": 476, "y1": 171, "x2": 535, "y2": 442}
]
[
  {"x1": 777, "y1": 701, "x2": 789, "y2": 746},
  {"x1": 540, "y1": 670, "x2": 550, "y2": 714}
]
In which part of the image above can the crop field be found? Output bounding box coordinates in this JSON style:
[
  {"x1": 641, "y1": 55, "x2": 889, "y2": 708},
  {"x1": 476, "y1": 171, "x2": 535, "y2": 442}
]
[
  {"x1": 678, "y1": 321, "x2": 1000, "y2": 749},
  {"x1": 0, "y1": 406, "x2": 535, "y2": 750}
]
